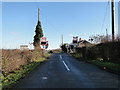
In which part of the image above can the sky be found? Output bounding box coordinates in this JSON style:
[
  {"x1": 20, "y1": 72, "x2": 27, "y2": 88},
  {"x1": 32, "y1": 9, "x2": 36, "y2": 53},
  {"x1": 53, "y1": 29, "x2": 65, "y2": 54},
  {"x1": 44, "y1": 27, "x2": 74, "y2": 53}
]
[{"x1": 2, "y1": 2, "x2": 119, "y2": 49}]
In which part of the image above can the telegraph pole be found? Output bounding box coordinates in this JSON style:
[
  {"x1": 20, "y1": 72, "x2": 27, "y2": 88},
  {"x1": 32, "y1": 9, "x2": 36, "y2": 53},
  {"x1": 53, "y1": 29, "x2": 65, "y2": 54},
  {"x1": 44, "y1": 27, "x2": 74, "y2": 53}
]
[
  {"x1": 111, "y1": 0, "x2": 115, "y2": 41},
  {"x1": 106, "y1": 28, "x2": 108, "y2": 41},
  {"x1": 38, "y1": 8, "x2": 40, "y2": 21}
]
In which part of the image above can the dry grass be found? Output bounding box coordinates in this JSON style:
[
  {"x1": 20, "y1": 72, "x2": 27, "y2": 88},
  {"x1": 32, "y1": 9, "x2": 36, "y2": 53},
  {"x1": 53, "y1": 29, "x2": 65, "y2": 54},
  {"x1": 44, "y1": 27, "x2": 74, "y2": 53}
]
[
  {"x1": 2, "y1": 49, "x2": 44, "y2": 74},
  {"x1": 52, "y1": 49, "x2": 62, "y2": 53}
]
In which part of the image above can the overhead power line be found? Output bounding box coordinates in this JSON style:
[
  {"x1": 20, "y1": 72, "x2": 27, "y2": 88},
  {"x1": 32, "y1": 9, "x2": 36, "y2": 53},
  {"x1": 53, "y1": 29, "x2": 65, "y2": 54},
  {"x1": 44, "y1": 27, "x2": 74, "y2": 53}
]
[{"x1": 101, "y1": 0, "x2": 110, "y2": 33}]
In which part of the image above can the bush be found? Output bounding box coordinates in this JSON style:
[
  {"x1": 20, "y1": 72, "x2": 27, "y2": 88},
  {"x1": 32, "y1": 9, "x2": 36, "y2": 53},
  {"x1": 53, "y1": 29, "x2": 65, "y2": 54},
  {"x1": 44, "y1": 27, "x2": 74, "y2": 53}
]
[{"x1": 76, "y1": 41, "x2": 120, "y2": 63}]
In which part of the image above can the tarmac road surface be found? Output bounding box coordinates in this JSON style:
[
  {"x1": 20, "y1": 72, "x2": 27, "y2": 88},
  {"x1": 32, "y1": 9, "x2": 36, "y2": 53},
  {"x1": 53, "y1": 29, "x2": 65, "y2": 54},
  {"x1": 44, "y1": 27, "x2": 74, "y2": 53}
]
[{"x1": 14, "y1": 53, "x2": 120, "y2": 88}]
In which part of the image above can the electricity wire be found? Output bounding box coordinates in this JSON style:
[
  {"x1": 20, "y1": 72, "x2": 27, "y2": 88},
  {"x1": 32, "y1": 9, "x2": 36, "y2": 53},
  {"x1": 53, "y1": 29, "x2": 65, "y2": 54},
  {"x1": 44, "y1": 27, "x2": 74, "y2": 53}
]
[{"x1": 101, "y1": 0, "x2": 110, "y2": 33}]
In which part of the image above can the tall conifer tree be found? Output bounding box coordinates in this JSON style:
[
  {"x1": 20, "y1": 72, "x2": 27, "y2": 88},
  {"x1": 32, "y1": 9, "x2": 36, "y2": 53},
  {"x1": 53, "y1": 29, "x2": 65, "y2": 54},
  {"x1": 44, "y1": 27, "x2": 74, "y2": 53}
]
[{"x1": 33, "y1": 8, "x2": 43, "y2": 48}]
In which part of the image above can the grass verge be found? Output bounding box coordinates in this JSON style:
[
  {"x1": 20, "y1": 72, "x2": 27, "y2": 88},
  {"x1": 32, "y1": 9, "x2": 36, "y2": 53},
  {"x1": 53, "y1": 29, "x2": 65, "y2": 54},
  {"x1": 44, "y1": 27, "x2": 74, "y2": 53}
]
[
  {"x1": 71, "y1": 53, "x2": 120, "y2": 75},
  {"x1": 1, "y1": 53, "x2": 50, "y2": 89}
]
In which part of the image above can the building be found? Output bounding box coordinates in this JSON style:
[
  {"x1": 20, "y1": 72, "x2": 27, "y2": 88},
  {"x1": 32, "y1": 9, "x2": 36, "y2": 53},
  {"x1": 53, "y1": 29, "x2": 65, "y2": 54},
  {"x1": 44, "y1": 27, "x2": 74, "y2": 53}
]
[
  {"x1": 20, "y1": 45, "x2": 29, "y2": 50},
  {"x1": 77, "y1": 40, "x2": 94, "y2": 48}
]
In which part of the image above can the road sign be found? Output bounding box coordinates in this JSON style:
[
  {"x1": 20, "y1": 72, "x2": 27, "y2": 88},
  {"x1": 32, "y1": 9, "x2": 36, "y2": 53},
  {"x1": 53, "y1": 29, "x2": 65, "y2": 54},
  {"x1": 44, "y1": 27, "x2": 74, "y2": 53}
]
[
  {"x1": 73, "y1": 44, "x2": 78, "y2": 47},
  {"x1": 45, "y1": 41, "x2": 48, "y2": 49},
  {"x1": 73, "y1": 36, "x2": 78, "y2": 44},
  {"x1": 43, "y1": 45, "x2": 45, "y2": 49},
  {"x1": 41, "y1": 37, "x2": 47, "y2": 42},
  {"x1": 41, "y1": 37, "x2": 47, "y2": 45},
  {"x1": 73, "y1": 36, "x2": 78, "y2": 40},
  {"x1": 41, "y1": 42, "x2": 46, "y2": 45}
]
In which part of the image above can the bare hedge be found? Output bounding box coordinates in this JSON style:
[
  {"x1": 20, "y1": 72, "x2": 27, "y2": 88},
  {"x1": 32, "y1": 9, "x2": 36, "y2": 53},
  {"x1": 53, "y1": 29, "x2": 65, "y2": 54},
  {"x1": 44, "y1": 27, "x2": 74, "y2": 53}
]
[{"x1": 2, "y1": 49, "x2": 44, "y2": 74}]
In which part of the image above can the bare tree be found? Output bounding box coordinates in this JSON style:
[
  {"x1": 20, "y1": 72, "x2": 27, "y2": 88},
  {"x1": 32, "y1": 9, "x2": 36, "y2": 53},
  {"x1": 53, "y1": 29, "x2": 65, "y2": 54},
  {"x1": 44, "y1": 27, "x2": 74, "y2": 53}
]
[{"x1": 89, "y1": 34, "x2": 112, "y2": 44}]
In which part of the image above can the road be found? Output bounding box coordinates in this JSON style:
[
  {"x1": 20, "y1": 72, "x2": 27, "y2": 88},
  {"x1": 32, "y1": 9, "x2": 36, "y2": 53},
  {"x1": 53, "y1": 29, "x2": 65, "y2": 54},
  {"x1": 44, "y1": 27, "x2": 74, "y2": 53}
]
[{"x1": 14, "y1": 53, "x2": 120, "y2": 88}]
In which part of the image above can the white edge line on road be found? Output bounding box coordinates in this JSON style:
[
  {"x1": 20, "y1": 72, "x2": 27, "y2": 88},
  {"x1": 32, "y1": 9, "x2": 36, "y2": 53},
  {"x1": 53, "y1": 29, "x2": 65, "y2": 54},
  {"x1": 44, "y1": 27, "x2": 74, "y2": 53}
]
[
  {"x1": 59, "y1": 55, "x2": 62, "y2": 59},
  {"x1": 62, "y1": 61, "x2": 70, "y2": 71}
]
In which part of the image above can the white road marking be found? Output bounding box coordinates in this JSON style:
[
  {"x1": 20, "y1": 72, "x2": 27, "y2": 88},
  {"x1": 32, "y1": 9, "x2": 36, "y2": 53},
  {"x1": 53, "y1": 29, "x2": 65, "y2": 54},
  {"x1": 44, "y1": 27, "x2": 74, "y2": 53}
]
[
  {"x1": 42, "y1": 77, "x2": 48, "y2": 80},
  {"x1": 62, "y1": 61, "x2": 70, "y2": 71},
  {"x1": 59, "y1": 55, "x2": 62, "y2": 59}
]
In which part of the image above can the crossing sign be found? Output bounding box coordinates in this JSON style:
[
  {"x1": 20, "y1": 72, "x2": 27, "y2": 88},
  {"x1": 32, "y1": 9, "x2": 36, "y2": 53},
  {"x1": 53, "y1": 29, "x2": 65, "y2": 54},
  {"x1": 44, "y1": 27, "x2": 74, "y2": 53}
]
[
  {"x1": 40, "y1": 37, "x2": 49, "y2": 49},
  {"x1": 43, "y1": 45, "x2": 45, "y2": 49},
  {"x1": 41, "y1": 37, "x2": 47, "y2": 45},
  {"x1": 73, "y1": 36, "x2": 78, "y2": 44}
]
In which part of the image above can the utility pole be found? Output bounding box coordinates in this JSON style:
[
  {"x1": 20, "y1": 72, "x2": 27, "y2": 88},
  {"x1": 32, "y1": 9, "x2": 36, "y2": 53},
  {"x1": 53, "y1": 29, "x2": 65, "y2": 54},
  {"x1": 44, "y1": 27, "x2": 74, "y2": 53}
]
[
  {"x1": 111, "y1": 0, "x2": 115, "y2": 41},
  {"x1": 118, "y1": 2, "x2": 120, "y2": 40},
  {"x1": 106, "y1": 28, "x2": 108, "y2": 41},
  {"x1": 38, "y1": 8, "x2": 40, "y2": 21}
]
